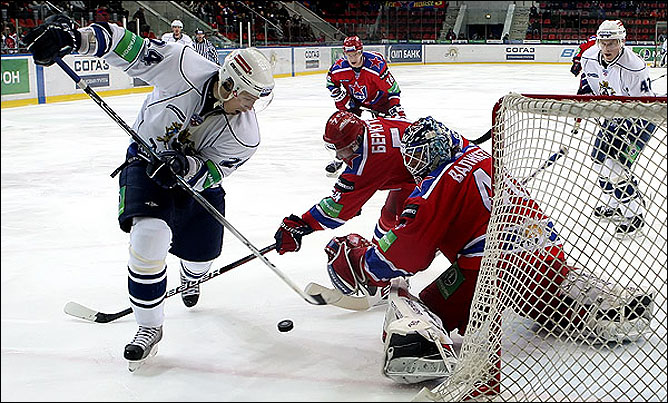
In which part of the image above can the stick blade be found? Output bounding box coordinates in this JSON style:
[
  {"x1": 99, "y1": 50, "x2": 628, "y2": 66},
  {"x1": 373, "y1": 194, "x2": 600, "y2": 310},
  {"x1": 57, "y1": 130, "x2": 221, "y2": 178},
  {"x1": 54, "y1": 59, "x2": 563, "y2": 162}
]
[
  {"x1": 64, "y1": 301, "x2": 100, "y2": 322},
  {"x1": 304, "y1": 282, "x2": 372, "y2": 311}
]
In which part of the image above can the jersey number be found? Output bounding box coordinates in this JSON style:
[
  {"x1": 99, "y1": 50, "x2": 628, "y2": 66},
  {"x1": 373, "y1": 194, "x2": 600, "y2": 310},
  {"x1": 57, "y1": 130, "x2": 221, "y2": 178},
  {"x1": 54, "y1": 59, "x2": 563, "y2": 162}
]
[
  {"x1": 473, "y1": 169, "x2": 493, "y2": 212},
  {"x1": 639, "y1": 78, "x2": 652, "y2": 93}
]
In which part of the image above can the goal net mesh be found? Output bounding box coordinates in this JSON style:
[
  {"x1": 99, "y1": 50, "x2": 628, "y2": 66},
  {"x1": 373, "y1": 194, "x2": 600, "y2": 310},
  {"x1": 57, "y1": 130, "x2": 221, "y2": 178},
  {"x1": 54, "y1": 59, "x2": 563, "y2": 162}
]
[{"x1": 416, "y1": 93, "x2": 667, "y2": 402}]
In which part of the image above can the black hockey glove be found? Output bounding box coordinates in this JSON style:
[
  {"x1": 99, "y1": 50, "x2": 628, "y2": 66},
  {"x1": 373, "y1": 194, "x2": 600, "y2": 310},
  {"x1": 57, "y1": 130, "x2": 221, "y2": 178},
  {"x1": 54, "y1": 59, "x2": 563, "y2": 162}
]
[
  {"x1": 24, "y1": 14, "x2": 80, "y2": 66},
  {"x1": 146, "y1": 150, "x2": 189, "y2": 189},
  {"x1": 274, "y1": 214, "x2": 315, "y2": 254},
  {"x1": 570, "y1": 56, "x2": 582, "y2": 76}
]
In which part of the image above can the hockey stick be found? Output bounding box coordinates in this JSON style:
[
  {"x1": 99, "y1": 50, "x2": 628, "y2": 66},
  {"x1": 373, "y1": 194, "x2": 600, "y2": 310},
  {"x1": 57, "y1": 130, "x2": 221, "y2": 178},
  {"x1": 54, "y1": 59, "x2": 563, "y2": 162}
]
[
  {"x1": 358, "y1": 106, "x2": 492, "y2": 145},
  {"x1": 520, "y1": 145, "x2": 569, "y2": 186},
  {"x1": 54, "y1": 58, "x2": 330, "y2": 306},
  {"x1": 64, "y1": 244, "x2": 276, "y2": 323},
  {"x1": 306, "y1": 146, "x2": 569, "y2": 311}
]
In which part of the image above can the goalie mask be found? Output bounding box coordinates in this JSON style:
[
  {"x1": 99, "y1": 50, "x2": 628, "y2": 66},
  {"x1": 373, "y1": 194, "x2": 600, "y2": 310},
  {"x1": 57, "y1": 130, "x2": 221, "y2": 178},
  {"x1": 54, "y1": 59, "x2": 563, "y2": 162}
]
[
  {"x1": 217, "y1": 47, "x2": 275, "y2": 111},
  {"x1": 401, "y1": 117, "x2": 462, "y2": 182}
]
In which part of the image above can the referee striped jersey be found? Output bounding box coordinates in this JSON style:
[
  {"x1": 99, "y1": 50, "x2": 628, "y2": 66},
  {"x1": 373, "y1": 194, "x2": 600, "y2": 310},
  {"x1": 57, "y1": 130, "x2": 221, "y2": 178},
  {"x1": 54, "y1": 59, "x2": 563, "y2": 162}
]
[{"x1": 193, "y1": 38, "x2": 220, "y2": 65}]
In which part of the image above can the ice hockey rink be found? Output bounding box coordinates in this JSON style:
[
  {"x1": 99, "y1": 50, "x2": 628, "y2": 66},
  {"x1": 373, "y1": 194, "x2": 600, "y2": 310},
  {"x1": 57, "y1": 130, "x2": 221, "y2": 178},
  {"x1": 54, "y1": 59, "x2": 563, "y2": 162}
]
[{"x1": 2, "y1": 63, "x2": 667, "y2": 401}]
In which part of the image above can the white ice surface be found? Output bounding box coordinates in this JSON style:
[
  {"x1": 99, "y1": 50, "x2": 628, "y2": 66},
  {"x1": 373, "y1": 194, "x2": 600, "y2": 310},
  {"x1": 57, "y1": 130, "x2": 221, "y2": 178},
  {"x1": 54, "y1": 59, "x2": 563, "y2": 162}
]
[{"x1": 2, "y1": 63, "x2": 666, "y2": 401}]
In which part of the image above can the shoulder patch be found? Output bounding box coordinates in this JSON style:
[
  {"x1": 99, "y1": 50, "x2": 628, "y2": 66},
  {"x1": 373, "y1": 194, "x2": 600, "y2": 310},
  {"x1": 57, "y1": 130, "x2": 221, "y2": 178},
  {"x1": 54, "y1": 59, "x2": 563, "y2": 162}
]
[
  {"x1": 114, "y1": 30, "x2": 142, "y2": 63},
  {"x1": 400, "y1": 203, "x2": 419, "y2": 219}
]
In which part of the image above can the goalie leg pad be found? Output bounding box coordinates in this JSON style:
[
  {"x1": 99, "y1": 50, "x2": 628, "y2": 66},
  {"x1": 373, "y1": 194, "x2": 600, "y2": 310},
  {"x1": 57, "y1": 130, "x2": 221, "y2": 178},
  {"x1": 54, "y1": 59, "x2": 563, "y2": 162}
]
[{"x1": 382, "y1": 278, "x2": 458, "y2": 384}]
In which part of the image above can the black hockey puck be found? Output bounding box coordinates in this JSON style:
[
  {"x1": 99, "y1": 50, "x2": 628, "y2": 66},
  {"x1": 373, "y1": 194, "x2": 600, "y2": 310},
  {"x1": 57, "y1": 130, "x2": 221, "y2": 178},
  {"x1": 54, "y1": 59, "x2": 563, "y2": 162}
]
[{"x1": 277, "y1": 319, "x2": 294, "y2": 332}]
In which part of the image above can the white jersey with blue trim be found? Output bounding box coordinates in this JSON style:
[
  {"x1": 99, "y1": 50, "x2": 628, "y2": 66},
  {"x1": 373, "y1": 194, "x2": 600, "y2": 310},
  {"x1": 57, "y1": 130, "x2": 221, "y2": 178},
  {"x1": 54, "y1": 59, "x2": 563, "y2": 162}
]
[
  {"x1": 77, "y1": 22, "x2": 260, "y2": 179},
  {"x1": 160, "y1": 32, "x2": 194, "y2": 47},
  {"x1": 580, "y1": 45, "x2": 655, "y2": 97}
]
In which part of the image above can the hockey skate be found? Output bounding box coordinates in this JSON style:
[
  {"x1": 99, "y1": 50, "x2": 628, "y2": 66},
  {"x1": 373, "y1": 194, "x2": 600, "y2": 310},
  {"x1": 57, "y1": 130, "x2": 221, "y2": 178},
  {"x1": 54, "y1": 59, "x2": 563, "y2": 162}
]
[
  {"x1": 325, "y1": 159, "x2": 344, "y2": 178},
  {"x1": 615, "y1": 214, "x2": 645, "y2": 237},
  {"x1": 593, "y1": 206, "x2": 623, "y2": 221},
  {"x1": 558, "y1": 271, "x2": 654, "y2": 343},
  {"x1": 124, "y1": 325, "x2": 163, "y2": 372},
  {"x1": 180, "y1": 270, "x2": 200, "y2": 308}
]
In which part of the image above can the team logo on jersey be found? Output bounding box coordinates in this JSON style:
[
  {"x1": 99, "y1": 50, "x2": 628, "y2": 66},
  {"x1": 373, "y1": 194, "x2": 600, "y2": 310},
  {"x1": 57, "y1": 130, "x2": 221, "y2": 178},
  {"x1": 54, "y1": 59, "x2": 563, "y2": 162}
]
[
  {"x1": 350, "y1": 82, "x2": 368, "y2": 101},
  {"x1": 368, "y1": 55, "x2": 383, "y2": 70},
  {"x1": 599, "y1": 80, "x2": 616, "y2": 96},
  {"x1": 156, "y1": 122, "x2": 183, "y2": 146}
]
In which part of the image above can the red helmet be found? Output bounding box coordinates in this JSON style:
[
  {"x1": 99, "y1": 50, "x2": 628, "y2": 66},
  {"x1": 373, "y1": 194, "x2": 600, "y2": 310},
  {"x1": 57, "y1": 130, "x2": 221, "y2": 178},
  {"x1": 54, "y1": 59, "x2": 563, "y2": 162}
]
[
  {"x1": 342, "y1": 36, "x2": 363, "y2": 52},
  {"x1": 324, "y1": 111, "x2": 365, "y2": 151}
]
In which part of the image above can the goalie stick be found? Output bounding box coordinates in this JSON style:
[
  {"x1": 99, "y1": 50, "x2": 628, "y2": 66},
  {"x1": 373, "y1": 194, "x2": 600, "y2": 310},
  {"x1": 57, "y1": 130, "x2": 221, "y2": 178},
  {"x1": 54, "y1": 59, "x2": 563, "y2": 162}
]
[
  {"x1": 54, "y1": 57, "x2": 329, "y2": 307},
  {"x1": 305, "y1": 146, "x2": 569, "y2": 311}
]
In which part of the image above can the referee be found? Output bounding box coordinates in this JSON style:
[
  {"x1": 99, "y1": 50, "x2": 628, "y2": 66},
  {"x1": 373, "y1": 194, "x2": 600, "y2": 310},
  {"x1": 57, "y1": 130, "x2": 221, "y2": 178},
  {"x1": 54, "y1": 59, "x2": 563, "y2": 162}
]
[{"x1": 193, "y1": 28, "x2": 220, "y2": 65}]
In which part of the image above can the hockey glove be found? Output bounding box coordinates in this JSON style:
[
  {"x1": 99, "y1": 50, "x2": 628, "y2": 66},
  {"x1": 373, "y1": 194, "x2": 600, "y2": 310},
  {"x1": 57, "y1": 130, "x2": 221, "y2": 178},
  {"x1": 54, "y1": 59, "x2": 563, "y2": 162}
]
[
  {"x1": 388, "y1": 104, "x2": 406, "y2": 118},
  {"x1": 274, "y1": 214, "x2": 315, "y2": 254},
  {"x1": 570, "y1": 56, "x2": 582, "y2": 76},
  {"x1": 325, "y1": 233, "x2": 385, "y2": 295},
  {"x1": 146, "y1": 150, "x2": 189, "y2": 189},
  {"x1": 24, "y1": 14, "x2": 80, "y2": 66}
]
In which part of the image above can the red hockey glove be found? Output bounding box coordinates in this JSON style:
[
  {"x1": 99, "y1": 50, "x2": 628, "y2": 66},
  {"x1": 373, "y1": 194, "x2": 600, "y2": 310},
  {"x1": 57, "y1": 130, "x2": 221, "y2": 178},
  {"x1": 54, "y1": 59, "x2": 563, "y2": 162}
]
[
  {"x1": 325, "y1": 234, "x2": 384, "y2": 295},
  {"x1": 274, "y1": 214, "x2": 315, "y2": 254}
]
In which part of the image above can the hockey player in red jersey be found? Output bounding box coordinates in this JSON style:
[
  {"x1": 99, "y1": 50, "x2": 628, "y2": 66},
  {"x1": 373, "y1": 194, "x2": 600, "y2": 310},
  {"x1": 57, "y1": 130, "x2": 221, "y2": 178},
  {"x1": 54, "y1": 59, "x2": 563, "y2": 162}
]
[
  {"x1": 320, "y1": 116, "x2": 654, "y2": 384},
  {"x1": 274, "y1": 110, "x2": 415, "y2": 263},
  {"x1": 324, "y1": 36, "x2": 405, "y2": 176},
  {"x1": 571, "y1": 34, "x2": 597, "y2": 77},
  {"x1": 327, "y1": 36, "x2": 405, "y2": 118}
]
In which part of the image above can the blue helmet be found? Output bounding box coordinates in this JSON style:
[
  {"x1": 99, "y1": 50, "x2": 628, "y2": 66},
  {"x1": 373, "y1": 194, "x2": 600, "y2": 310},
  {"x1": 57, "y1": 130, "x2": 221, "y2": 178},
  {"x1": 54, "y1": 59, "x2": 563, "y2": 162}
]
[{"x1": 401, "y1": 116, "x2": 462, "y2": 181}]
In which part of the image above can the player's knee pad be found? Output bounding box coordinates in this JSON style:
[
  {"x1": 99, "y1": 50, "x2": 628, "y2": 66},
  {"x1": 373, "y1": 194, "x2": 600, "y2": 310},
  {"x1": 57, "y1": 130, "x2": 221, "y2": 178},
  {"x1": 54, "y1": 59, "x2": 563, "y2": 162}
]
[
  {"x1": 128, "y1": 217, "x2": 172, "y2": 274},
  {"x1": 382, "y1": 278, "x2": 457, "y2": 384},
  {"x1": 180, "y1": 259, "x2": 213, "y2": 279}
]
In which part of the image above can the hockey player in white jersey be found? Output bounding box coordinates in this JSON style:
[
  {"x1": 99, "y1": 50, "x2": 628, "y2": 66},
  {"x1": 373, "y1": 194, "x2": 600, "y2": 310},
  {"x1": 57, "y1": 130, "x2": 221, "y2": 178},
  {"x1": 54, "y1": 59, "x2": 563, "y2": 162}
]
[
  {"x1": 24, "y1": 14, "x2": 274, "y2": 371},
  {"x1": 577, "y1": 19, "x2": 658, "y2": 236},
  {"x1": 161, "y1": 19, "x2": 193, "y2": 47}
]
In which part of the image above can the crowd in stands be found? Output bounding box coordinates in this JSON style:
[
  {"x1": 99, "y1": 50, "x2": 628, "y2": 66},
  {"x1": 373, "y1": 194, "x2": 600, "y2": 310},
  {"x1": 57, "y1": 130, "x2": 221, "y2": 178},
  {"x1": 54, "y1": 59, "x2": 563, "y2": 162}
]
[
  {"x1": 183, "y1": 1, "x2": 318, "y2": 44},
  {"x1": 2, "y1": 1, "x2": 127, "y2": 53},
  {"x1": 1, "y1": 1, "x2": 666, "y2": 54},
  {"x1": 527, "y1": 1, "x2": 666, "y2": 41}
]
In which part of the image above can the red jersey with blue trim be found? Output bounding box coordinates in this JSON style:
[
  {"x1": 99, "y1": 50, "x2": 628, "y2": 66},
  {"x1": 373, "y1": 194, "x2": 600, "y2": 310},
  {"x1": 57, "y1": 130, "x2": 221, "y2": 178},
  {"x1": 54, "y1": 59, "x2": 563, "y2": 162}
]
[
  {"x1": 359, "y1": 137, "x2": 565, "y2": 284},
  {"x1": 326, "y1": 51, "x2": 401, "y2": 115},
  {"x1": 301, "y1": 116, "x2": 415, "y2": 231}
]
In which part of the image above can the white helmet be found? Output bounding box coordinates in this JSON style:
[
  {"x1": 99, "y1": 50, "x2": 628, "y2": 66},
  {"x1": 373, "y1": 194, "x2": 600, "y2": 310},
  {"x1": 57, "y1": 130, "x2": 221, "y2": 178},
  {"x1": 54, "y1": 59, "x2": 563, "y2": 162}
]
[
  {"x1": 171, "y1": 19, "x2": 183, "y2": 28},
  {"x1": 218, "y1": 47, "x2": 275, "y2": 101},
  {"x1": 597, "y1": 20, "x2": 626, "y2": 42}
]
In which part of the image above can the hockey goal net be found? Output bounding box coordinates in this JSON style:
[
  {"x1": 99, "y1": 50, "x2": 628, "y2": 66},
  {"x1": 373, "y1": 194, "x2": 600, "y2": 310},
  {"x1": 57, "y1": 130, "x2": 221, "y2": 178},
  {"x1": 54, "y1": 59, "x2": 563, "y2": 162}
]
[{"x1": 416, "y1": 93, "x2": 667, "y2": 401}]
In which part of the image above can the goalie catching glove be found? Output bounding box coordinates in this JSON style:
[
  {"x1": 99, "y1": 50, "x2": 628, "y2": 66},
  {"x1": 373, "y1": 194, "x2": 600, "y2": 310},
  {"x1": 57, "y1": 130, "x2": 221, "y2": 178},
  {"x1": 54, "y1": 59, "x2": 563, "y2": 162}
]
[
  {"x1": 274, "y1": 214, "x2": 315, "y2": 254},
  {"x1": 325, "y1": 234, "x2": 389, "y2": 296}
]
